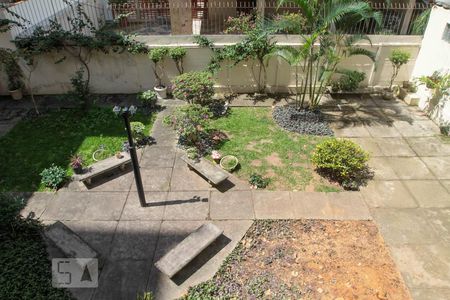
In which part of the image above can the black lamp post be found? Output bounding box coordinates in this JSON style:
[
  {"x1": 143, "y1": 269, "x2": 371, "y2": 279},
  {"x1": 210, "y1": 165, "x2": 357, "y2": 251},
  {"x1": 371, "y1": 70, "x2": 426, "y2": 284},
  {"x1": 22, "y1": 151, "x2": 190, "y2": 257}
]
[{"x1": 113, "y1": 105, "x2": 146, "y2": 207}]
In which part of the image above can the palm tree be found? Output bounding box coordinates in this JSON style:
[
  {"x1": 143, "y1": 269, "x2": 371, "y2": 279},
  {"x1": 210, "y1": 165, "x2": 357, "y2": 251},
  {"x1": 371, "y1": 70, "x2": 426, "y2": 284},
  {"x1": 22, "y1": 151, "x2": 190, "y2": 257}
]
[
  {"x1": 275, "y1": 46, "x2": 304, "y2": 108},
  {"x1": 277, "y1": 0, "x2": 381, "y2": 109}
]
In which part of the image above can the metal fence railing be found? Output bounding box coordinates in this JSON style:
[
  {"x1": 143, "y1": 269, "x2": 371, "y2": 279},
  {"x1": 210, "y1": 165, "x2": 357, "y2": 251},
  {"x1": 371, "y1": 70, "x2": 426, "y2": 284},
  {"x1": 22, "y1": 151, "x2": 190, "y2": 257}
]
[
  {"x1": 109, "y1": 1, "x2": 432, "y2": 36},
  {"x1": 3, "y1": 0, "x2": 431, "y2": 37}
]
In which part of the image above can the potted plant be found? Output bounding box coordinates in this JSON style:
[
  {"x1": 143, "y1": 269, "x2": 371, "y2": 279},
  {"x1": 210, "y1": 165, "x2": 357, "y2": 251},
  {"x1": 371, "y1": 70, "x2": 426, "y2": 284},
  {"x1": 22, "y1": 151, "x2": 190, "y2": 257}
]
[
  {"x1": 220, "y1": 155, "x2": 239, "y2": 172},
  {"x1": 137, "y1": 90, "x2": 158, "y2": 111},
  {"x1": 211, "y1": 150, "x2": 221, "y2": 164},
  {"x1": 383, "y1": 49, "x2": 411, "y2": 100},
  {"x1": 186, "y1": 147, "x2": 200, "y2": 162},
  {"x1": 148, "y1": 47, "x2": 169, "y2": 99},
  {"x1": 169, "y1": 47, "x2": 187, "y2": 75},
  {"x1": 70, "y1": 154, "x2": 84, "y2": 174},
  {"x1": 1, "y1": 49, "x2": 24, "y2": 100}
]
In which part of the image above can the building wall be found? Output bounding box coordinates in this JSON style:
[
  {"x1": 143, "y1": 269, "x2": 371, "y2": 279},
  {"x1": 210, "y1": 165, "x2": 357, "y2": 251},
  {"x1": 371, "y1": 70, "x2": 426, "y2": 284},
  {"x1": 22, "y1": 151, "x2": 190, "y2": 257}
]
[{"x1": 0, "y1": 35, "x2": 422, "y2": 95}]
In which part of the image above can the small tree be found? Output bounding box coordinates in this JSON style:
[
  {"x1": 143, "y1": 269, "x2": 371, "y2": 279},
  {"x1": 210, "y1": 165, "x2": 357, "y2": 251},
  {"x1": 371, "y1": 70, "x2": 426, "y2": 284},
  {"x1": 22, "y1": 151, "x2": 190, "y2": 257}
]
[
  {"x1": 169, "y1": 47, "x2": 187, "y2": 75},
  {"x1": 388, "y1": 49, "x2": 411, "y2": 91},
  {"x1": 148, "y1": 47, "x2": 169, "y2": 88}
]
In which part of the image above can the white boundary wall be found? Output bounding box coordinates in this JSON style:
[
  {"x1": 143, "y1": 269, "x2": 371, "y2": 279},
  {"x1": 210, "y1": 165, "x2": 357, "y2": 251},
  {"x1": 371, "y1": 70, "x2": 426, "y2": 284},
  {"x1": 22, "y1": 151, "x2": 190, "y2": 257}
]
[{"x1": 0, "y1": 34, "x2": 422, "y2": 95}]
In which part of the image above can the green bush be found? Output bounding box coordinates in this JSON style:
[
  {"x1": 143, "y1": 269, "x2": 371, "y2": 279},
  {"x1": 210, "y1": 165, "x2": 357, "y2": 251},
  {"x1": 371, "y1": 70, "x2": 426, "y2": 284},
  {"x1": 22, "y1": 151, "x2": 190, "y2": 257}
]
[
  {"x1": 163, "y1": 104, "x2": 213, "y2": 153},
  {"x1": 332, "y1": 70, "x2": 365, "y2": 92},
  {"x1": 148, "y1": 47, "x2": 169, "y2": 63},
  {"x1": 273, "y1": 12, "x2": 307, "y2": 34},
  {"x1": 249, "y1": 173, "x2": 269, "y2": 189},
  {"x1": 69, "y1": 68, "x2": 90, "y2": 110},
  {"x1": 172, "y1": 71, "x2": 215, "y2": 105},
  {"x1": 169, "y1": 47, "x2": 187, "y2": 74},
  {"x1": 130, "y1": 121, "x2": 146, "y2": 139},
  {"x1": 311, "y1": 139, "x2": 371, "y2": 190},
  {"x1": 388, "y1": 49, "x2": 411, "y2": 90},
  {"x1": 40, "y1": 164, "x2": 66, "y2": 190},
  {"x1": 137, "y1": 90, "x2": 158, "y2": 108},
  {"x1": 0, "y1": 193, "x2": 25, "y2": 229}
]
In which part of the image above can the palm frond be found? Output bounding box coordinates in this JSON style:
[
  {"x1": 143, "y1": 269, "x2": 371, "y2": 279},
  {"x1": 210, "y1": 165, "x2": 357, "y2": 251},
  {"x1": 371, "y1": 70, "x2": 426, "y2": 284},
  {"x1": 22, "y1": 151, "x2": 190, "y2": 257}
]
[
  {"x1": 344, "y1": 34, "x2": 372, "y2": 47},
  {"x1": 278, "y1": 0, "x2": 314, "y2": 24},
  {"x1": 347, "y1": 47, "x2": 376, "y2": 61},
  {"x1": 323, "y1": 1, "x2": 372, "y2": 28}
]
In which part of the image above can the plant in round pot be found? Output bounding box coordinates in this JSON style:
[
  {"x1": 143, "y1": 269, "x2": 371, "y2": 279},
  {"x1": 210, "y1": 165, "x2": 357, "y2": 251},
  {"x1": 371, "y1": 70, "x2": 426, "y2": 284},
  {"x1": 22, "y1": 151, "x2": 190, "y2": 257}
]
[
  {"x1": 220, "y1": 155, "x2": 239, "y2": 172},
  {"x1": 70, "y1": 154, "x2": 84, "y2": 174},
  {"x1": 384, "y1": 49, "x2": 411, "y2": 100},
  {"x1": 148, "y1": 47, "x2": 169, "y2": 99},
  {"x1": 1, "y1": 49, "x2": 24, "y2": 100}
]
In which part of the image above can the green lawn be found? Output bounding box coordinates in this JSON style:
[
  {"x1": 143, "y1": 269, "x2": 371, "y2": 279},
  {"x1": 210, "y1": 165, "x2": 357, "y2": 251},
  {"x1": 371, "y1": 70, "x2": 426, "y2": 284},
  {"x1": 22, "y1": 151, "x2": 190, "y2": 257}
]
[
  {"x1": 211, "y1": 107, "x2": 341, "y2": 191},
  {"x1": 0, "y1": 107, "x2": 155, "y2": 192}
]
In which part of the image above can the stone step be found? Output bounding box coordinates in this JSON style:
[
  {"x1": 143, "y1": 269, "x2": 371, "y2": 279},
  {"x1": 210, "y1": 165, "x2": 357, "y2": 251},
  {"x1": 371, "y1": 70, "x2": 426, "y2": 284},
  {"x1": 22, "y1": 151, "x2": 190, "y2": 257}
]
[{"x1": 155, "y1": 223, "x2": 223, "y2": 278}]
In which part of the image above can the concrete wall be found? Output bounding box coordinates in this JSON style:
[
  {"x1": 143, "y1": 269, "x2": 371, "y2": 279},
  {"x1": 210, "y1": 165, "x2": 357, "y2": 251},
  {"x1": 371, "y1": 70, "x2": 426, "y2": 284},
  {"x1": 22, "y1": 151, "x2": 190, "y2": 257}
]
[
  {"x1": 0, "y1": 34, "x2": 422, "y2": 95},
  {"x1": 411, "y1": 6, "x2": 450, "y2": 126}
]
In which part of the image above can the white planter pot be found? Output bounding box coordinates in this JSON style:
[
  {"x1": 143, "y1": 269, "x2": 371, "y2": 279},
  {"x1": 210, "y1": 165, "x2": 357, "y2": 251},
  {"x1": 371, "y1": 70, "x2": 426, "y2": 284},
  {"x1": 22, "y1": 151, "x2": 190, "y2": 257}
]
[
  {"x1": 9, "y1": 89, "x2": 23, "y2": 100},
  {"x1": 154, "y1": 86, "x2": 167, "y2": 99}
]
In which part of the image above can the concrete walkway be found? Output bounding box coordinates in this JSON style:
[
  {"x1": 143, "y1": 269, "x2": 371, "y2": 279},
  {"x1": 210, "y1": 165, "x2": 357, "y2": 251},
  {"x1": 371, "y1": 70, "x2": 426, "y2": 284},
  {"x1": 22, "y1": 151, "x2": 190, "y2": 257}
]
[{"x1": 20, "y1": 95, "x2": 450, "y2": 300}]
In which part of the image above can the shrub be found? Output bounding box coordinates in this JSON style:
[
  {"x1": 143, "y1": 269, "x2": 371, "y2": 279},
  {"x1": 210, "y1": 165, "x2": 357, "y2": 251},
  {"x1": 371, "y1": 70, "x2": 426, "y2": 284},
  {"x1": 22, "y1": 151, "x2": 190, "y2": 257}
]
[
  {"x1": 249, "y1": 173, "x2": 269, "y2": 189},
  {"x1": 186, "y1": 147, "x2": 200, "y2": 161},
  {"x1": 224, "y1": 12, "x2": 256, "y2": 34},
  {"x1": 130, "y1": 121, "x2": 146, "y2": 139},
  {"x1": 389, "y1": 49, "x2": 411, "y2": 90},
  {"x1": 311, "y1": 139, "x2": 371, "y2": 190},
  {"x1": 0, "y1": 193, "x2": 25, "y2": 229},
  {"x1": 69, "y1": 68, "x2": 90, "y2": 110},
  {"x1": 332, "y1": 70, "x2": 365, "y2": 92},
  {"x1": 169, "y1": 47, "x2": 187, "y2": 74},
  {"x1": 172, "y1": 71, "x2": 215, "y2": 105},
  {"x1": 137, "y1": 90, "x2": 158, "y2": 109},
  {"x1": 273, "y1": 12, "x2": 307, "y2": 34},
  {"x1": 70, "y1": 154, "x2": 84, "y2": 169},
  {"x1": 40, "y1": 164, "x2": 66, "y2": 190},
  {"x1": 148, "y1": 47, "x2": 169, "y2": 87},
  {"x1": 163, "y1": 104, "x2": 213, "y2": 153}
]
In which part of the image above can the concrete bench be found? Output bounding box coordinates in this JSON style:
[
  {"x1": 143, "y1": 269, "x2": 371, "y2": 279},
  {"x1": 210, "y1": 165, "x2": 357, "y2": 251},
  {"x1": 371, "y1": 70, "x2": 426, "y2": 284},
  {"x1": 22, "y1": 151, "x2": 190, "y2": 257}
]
[
  {"x1": 155, "y1": 223, "x2": 223, "y2": 278},
  {"x1": 44, "y1": 221, "x2": 99, "y2": 260},
  {"x1": 72, "y1": 152, "x2": 131, "y2": 185},
  {"x1": 181, "y1": 155, "x2": 229, "y2": 186}
]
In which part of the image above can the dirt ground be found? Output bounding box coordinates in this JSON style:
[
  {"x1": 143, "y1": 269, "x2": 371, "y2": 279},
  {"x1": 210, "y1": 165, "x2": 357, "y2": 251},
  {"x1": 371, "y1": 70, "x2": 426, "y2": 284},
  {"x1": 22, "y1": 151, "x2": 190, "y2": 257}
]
[{"x1": 190, "y1": 220, "x2": 411, "y2": 299}]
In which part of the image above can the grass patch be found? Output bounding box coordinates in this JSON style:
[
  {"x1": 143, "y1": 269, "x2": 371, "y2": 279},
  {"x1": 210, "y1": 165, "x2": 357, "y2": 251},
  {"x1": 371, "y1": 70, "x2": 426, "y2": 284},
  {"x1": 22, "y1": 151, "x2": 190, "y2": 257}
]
[
  {"x1": 0, "y1": 193, "x2": 71, "y2": 300},
  {"x1": 0, "y1": 107, "x2": 156, "y2": 192},
  {"x1": 211, "y1": 107, "x2": 338, "y2": 191}
]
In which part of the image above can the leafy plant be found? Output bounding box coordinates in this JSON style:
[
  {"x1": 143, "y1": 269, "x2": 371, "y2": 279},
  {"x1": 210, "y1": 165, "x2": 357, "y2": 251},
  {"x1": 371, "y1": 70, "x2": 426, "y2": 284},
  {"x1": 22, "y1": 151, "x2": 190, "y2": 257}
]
[
  {"x1": 277, "y1": 0, "x2": 380, "y2": 109},
  {"x1": 136, "y1": 291, "x2": 154, "y2": 300},
  {"x1": 137, "y1": 90, "x2": 158, "y2": 109},
  {"x1": 186, "y1": 147, "x2": 200, "y2": 161},
  {"x1": 163, "y1": 104, "x2": 213, "y2": 153},
  {"x1": 273, "y1": 12, "x2": 307, "y2": 34},
  {"x1": 70, "y1": 154, "x2": 84, "y2": 170},
  {"x1": 220, "y1": 155, "x2": 239, "y2": 171},
  {"x1": 224, "y1": 12, "x2": 256, "y2": 34},
  {"x1": 249, "y1": 173, "x2": 269, "y2": 189},
  {"x1": 331, "y1": 70, "x2": 366, "y2": 92},
  {"x1": 411, "y1": 8, "x2": 431, "y2": 35},
  {"x1": 130, "y1": 121, "x2": 146, "y2": 139},
  {"x1": 0, "y1": 48, "x2": 24, "y2": 91},
  {"x1": 148, "y1": 47, "x2": 169, "y2": 87},
  {"x1": 388, "y1": 49, "x2": 411, "y2": 90},
  {"x1": 169, "y1": 47, "x2": 187, "y2": 74},
  {"x1": 311, "y1": 138, "x2": 371, "y2": 190},
  {"x1": 418, "y1": 71, "x2": 450, "y2": 96},
  {"x1": 40, "y1": 164, "x2": 67, "y2": 190},
  {"x1": 193, "y1": 35, "x2": 214, "y2": 48},
  {"x1": 68, "y1": 68, "x2": 90, "y2": 110},
  {"x1": 172, "y1": 71, "x2": 215, "y2": 105}
]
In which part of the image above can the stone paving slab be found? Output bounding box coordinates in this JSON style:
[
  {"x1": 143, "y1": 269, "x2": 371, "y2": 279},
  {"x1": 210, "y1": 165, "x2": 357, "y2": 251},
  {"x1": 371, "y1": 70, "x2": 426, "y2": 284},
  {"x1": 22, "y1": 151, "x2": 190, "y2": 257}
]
[
  {"x1": 422, "y1": 209, "x2": 450, "y2": 244},
  {"x1": 41, "y1": 192, "x2": 90, "y2": 221},
  {"x1": 393, "y1": 120, "x2": 440, "y2": 137},
  {"x1": 80, "y1": 192, "x2": 128, "y2": 221},
  {"x1": 253, "y1": 191, "x2": 296, "y2": 219},
  {"x1": 371, "y1": 208, "x2": 440, "y2": 246},
  {"x1": 410, "y1": 288, "x2": 450, "y2": 300},
  {"x1": 390, "y1": 244, "x2": 450, "y2": 289},
  {"x1": 109, "y1": 221, "x2": 161, "y2": 260},
  {"x1": 403, "y1": 181, "x2": 450, "y2": 208},
  {"x1": 374, "y1": 137, "x2": 416, "y2": 157},
  {"x1": 368, "y1": 157, "x2": 399, "y2": 180},
  {"x1": 348, "y1": 137, "x2": 384, "y2": 157},
  {"x1": 421, "y1": 157, "x2": 450, "y2": 179},
  {"x1": 441, "y1": 180, "x2": 450, "y2": 193},
  {"x1": 291, "y1": 192, "x2": 372, "y2": 220},
  {"x1": 121, "y1": 192, "x2": 167, "y2": 221},
  {"x1": 130, "y1": 168, "x2": 172, "y2": 192},
  {"x1": 366, "y1": 123, "x2": 402, "y2": 138},
  {"x1": 140, "y1": 146, "x2": 176, "y2": 168},
  {"x1": 406, "y1": 137, "x2": 450, "y2": 157},
  {"x1": 386, "y1": 157, "x2": 436, "y2": 180},
  {"x1": 170, "y1": 164, "x2": 213, "y2": 191},
  {"x1": 360, "y1": 180, "x2": 418, "y2": 208},
  {"x1": 163, "y1": 191, "x2": 210, "y2": 220},
  {"x1": 93, "y1": 259, "x2": 151, "y2": 300},
  {"x1": 210, "y1": 190, "x2": 254, "y2": 220},
  {"x1": 20, "y1": 192, "x2": 55, "y2": 219}
]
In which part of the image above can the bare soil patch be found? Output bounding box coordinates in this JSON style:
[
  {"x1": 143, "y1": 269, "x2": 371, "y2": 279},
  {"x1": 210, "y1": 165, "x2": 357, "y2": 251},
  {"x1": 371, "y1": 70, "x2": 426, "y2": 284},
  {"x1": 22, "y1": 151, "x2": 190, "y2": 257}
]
[
  {"x1": 265, "y1": 152, "x2": 283, "y2": 167},
  {"x1": 186, "y1": 220, "x2": 411, "y2": 300}
]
